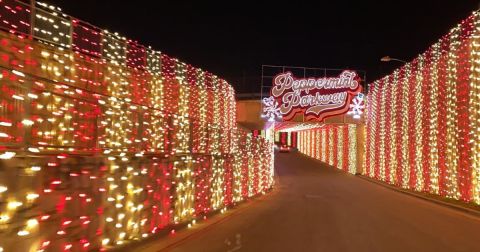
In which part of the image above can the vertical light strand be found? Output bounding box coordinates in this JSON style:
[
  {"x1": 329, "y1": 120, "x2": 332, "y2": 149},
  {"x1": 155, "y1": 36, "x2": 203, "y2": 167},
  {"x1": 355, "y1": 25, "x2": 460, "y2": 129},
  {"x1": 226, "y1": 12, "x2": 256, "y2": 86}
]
[
  {"x1": 197, "y1": 70, "x2": 208, "y2": 153},
  {"x1": 312, "y1": 130, "x2": 316, "y2": 159},
  {"x1": 378, "y1": 79, "x2": 387, "y2": 181},
  {"x1": 389, "y1": 71, "x2": 399, "y2": 184},
  {"x1": 305, "y1": 131, "x2": 309, "y2": 156},
  {"x1": 414, "y1": 55, "x2": 424, "y2": 191},
  {"x1": 307, "y1": 130, "x2": 313, "y2": 157},
  {"x1": 299, "y1": 131, "x2": 301, "y2": 153},
  {"x1": 343, "y1": 125, "x2": 349, "y2": 171},
  {"x1": 407, "y1": 61, "x2": 418, "y2": 189},
  {"x1": 421, "y1": 49, "x2": 432, "y2": 192},
  {"x1": 298, "y1": 131, "x2": 301, "y2": 153},
  {"x1": 471, "y1": 12, "x2": 480, "y2": 204},
  {"x1": 333, "y1": 127, "x2": 338, "y2": 167},
  {"x1": 325, "y1": 128, "x2": 330, "y2": 164},
  {"x1": 210, "y1": 76, "x2": 224, "y2": 209},
  {"x1": 176, "y1": 62, "x2": 190, "y2": 153},
  {"x1": 364, "y1": 86, "x2": 372, "y2": 176},
  {"x1": 383, "y1": 74, "x2": 393, "y2": 183},
  {"x1": 445, "y1": 27, "x2": 460, "y2": 199},
  {"x1": 321, "y1": 129, "x2": 326, "y2": 162},
  {"x1": 328, "y1": 128, "x2": 334, "y2": 166},
  {"x1": 311, "y1": 130, "x2": 315, "y2": 159},
  {"x1": 401, "y1": 65, "x2": 411, "y2": 188},
  {"x1": 429, "y1": 43, "x2": 441, "y2": 194},
  {"x1": 348, "y1": 124, "x2": 357, "y2": 174},
  {"x1": 173, "y1": 157, "x2": 195, "y2": 223},
  {"x1": 337, "y1": 126, "x2": 343, "y2": 170},
  {"x1": 246, "y1": 134, "x2": 254, "y2": 197},
  {"x1": 456, "y1": 18, "x2": 474, "y2": 202},
  {"x1": 300, "y1": 131, "x2": 304, "y2": 154},
  {"x1": 232, "y1": 135, "x2": 242, "y2": 202},
  {"x1": 370, "y1": 82, "x2": 379, "y2": 178}
]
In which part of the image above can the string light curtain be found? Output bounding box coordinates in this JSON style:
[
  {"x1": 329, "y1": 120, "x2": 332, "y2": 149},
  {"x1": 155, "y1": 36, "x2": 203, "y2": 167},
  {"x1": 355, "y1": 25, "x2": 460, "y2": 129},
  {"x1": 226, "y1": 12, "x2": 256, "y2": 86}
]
[
  {"x1": 0, "y1": 1, "x2": 274, "y2": 251},
  {"x1": 365, "y1": 11, "x2": 480, "y2": 205},
  {"x1": 297, "y1": 125, "x2": 357, "y2": 174}
]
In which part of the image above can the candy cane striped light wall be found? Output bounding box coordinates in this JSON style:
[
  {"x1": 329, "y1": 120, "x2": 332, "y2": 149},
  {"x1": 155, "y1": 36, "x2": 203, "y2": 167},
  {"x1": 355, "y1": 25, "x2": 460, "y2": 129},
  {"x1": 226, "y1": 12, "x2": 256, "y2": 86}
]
[
  {"x1": 297, "y1": 125, "x2": 358, "y2": 174},
  {"x1": 365, "y1": 11, "x2": 480, "y2": 205}
]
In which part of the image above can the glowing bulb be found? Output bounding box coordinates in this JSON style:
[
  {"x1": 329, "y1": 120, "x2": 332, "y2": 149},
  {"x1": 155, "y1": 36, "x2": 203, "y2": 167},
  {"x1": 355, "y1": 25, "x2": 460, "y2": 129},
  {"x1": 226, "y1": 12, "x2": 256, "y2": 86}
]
[
  {"x1": 0, "y1": 215, "x2": 10, "y2": 223},
  {"x1": 27, "y1": 93, "x2": 38, "y2": 99},
  {"x1": 102, "y1": 239, "x2": 110, "y2": 246},
  {"x1": 28, "y1": 147, "x2": 40, "y2": 153},
  {"x1": 26, "y1": 218, "x2": 39, "y2": 228},
  {"x1": 0, "y1": 152, "x2": 15, "y2": 159},
  {"x1": 0, "y1": 185, "x2": 7, "y2": 193},
  {"x1": 7, "y1": 201, "x2": 22, "y2": 210},
  {"x1": 22, "y1": 119, "x2": 34, "y2": 126},
  {"x1": 31, "y1": 166, "x2": 41, "y2": 172},
  {"x1": 26, "y1": 193, "x2": 39, "y2": 201},
  {"x1": 12, "y1": 70, "x2": 25, "y2": 77},
  {"x1": 17, "y1": 230, "x2": 29, "y2": 236},
  {"x1": 12, "y1": 94, "x2": 24, "y2": 100},
  {"x1": 0, "y1": 121, "x2": 12, "y2": 127}
]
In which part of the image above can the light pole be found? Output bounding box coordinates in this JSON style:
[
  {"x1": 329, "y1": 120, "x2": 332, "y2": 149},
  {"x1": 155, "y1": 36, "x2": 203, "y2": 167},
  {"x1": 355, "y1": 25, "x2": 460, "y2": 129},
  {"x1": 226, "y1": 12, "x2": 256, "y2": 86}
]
[{"x1": 380, "y1": 56, "x2": 407, "y2": 63}]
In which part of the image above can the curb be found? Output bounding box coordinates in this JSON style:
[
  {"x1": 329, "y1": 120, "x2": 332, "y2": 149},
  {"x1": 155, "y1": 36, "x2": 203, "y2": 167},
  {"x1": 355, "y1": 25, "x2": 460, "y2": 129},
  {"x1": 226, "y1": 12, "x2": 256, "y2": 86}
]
[
  {"x1": 357, "y1": 175, "x2": 480, "y2": 219},
  {"x1": 113, "y1": 185, "x2": 279, "y2": 251}
]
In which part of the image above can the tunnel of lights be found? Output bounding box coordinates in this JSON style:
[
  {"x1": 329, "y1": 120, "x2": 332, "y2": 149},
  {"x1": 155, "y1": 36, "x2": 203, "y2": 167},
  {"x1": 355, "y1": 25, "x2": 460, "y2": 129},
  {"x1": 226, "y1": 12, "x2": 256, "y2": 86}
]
[{"x1": 1, "y1": 0, "x2": 480, "y2": 251}]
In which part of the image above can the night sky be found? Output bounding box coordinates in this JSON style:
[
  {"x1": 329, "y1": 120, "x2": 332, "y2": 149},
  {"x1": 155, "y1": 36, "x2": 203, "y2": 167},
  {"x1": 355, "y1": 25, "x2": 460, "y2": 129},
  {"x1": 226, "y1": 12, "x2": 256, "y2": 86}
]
[{"x1": 46, "y1": 0, "x2": 479, "y2": 93}]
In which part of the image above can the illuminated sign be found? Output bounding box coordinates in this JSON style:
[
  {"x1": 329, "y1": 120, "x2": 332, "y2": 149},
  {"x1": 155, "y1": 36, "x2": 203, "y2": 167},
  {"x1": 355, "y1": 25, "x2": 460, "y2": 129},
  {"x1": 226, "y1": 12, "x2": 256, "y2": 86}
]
[
  {"x1": 347, "y1": 93, "x2": 365, "y2": 119},
  {"x1": 263, "y1": 70, "x2": 362, "y2": 121}
]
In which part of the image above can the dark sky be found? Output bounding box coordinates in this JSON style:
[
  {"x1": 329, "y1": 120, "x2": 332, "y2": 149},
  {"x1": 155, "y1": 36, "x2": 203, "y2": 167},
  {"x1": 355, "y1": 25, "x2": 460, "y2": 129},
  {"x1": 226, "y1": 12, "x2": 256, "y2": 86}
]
[{"x1": 46, "y1": 0, "x2": 479, "y2": 93}]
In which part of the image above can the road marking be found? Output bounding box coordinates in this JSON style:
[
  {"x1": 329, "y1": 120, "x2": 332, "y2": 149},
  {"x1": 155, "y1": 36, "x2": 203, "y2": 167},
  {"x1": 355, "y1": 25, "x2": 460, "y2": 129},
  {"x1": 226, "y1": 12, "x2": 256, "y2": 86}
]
[{"x1": 226, "y1": 233, "x2": 242, "y2": 252}]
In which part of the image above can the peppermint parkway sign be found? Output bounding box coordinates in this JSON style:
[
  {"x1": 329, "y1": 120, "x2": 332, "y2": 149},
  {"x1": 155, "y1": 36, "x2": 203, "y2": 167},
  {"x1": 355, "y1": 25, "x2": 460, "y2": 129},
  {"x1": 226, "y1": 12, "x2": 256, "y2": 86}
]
[{"x1": 262, "y1": 70, "x2": 362, "y2": 121}]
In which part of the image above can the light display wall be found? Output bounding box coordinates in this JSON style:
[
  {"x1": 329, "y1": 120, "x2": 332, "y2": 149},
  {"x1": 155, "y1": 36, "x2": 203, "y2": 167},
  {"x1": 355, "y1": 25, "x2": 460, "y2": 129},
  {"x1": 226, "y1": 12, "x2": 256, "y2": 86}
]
[
  {"x1": 365, "y1": 11, "x2": 480, "y2": 205},
  {"x1": 273, "y1": 131, "x2": 297, "y2": 148},
  {"x1": 0, "y1": 1, "x2": 274, "y2": 251},
  {"x1": 297, "y1": 125, "x2": 357, "y2": 174}
]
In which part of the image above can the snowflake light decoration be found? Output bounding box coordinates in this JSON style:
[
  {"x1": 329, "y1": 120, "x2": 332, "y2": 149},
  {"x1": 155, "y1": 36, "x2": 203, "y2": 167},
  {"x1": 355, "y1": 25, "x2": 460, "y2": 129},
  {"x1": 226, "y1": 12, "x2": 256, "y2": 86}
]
[
  {"x1": 262, "y1": 96, "x2": 282, "y2": 121},
  {"x1": 347, "y1": 93, "x2": 365, "y2": 119}
]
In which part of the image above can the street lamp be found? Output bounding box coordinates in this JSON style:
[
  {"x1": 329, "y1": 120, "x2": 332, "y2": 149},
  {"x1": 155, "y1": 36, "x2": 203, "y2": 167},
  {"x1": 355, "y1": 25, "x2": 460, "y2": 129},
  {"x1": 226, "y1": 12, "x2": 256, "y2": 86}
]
[{"x1": 380, "y1": 56, "x2": 407, "y2": 63}]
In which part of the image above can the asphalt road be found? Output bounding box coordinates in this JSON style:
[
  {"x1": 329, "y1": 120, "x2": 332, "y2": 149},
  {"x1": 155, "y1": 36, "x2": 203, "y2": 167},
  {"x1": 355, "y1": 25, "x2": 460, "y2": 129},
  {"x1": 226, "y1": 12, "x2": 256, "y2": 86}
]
[{"x1": 148, "y1": 152, "x2": 480, "y2": 252}]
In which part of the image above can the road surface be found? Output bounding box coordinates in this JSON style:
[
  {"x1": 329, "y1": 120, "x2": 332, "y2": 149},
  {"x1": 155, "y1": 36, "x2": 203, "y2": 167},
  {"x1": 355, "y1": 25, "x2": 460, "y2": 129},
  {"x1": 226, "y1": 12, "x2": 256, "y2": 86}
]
[{"x1": 139, "y1": 152, "x2": 480, "y2": 252}]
